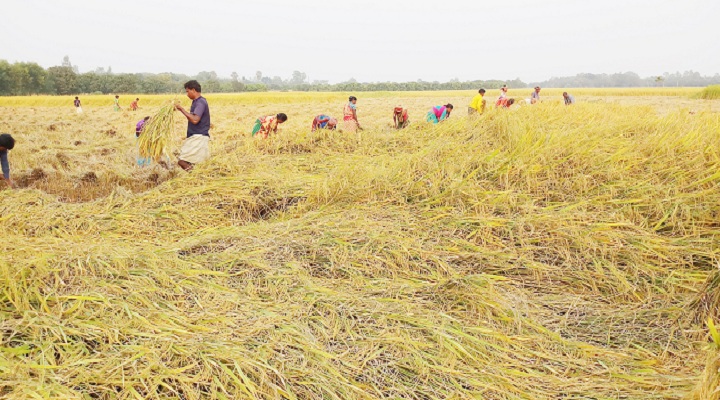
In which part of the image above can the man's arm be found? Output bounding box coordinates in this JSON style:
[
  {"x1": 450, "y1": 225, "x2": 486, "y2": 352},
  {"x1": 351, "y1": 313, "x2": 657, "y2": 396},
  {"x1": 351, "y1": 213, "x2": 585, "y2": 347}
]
[
  {"x1": 352, "y1": 108, "x2": 361, "y2": 129},
  {"x1": 175, "y1": 100, "x2": 205, "y2": 125}
]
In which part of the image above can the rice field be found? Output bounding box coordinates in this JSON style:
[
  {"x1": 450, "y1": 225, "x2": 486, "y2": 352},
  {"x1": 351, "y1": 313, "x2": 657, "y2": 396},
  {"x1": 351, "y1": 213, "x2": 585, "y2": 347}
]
[{"x1": 1, "y1": 90, "x2": 719, "y2": 399}]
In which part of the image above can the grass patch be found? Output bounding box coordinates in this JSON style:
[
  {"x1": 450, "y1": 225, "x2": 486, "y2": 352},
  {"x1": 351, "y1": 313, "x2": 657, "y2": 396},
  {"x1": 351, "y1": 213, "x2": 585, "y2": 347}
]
[{"x1": 697, "y1": 85, "x2": 720, "y2": 100}]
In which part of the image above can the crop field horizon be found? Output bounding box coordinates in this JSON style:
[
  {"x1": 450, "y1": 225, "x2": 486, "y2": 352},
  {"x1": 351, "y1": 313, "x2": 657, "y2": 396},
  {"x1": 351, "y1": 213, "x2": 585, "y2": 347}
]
[{"x1": 1, "y1": 91, "x2": 719, "y2": 399}]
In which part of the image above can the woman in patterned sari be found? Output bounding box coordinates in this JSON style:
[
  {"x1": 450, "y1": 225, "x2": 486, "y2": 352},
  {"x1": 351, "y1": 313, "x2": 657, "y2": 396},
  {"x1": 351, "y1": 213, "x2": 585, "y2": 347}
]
[
  {"x1": 343, "y1": 96, "x2": 362, "y2": 132},
  {"x1": 252, "y1": 113, "x2": 288, "y2": 138},
  {"x1": 426, "y1": 104, "x2": 453, "y2": 124}
]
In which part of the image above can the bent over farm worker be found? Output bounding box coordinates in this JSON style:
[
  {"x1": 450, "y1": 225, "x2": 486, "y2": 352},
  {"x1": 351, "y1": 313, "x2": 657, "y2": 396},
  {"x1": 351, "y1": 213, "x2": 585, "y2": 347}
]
[
  {"x1": 136, "y1": 116, "x2": 152, "y2": 167},
  {"x1": 252, "y1": 113, "x2": 288, "y2": 138},
  {"x1": 175, "y1": 80, "x2": 211, "y2": 171},
  {"x1": 311, "y1": 115, "x2": 337, "y2": 131},
  {"x1": 563, "y1": 92, "x2": 576, "y2": 105},
  {"x1": 0, "y1": 133, "x2": 16, "y2": 189},
  {"x1": 393, "y1": 106, "x2": 409, "y2": 129},
  {"x1": 530, "y1": 86, "x2": 541, "y2": 104},
  {"x1": 497, "y1": 98, "x2": 516, "y2": 108},
  {"x1": 468, "y1": 88, "x2": 486, "y2": 115},
  {"x1": 426, "y1": 104, "x2": 453, "y2": 124}
]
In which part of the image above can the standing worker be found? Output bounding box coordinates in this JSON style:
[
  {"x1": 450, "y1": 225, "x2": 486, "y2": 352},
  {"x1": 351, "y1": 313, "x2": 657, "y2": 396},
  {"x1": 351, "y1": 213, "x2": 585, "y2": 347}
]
[
  {"x1": 74, "y1": 96, "x2": 83, "y2": 114},
  {"x1": 343, "y1": 96, "x2": 362, "y2": 133},
  {"x1": 495, "y1": 85, "x2": 508, "y2": 106},
  {"x1": 0, "y1": 133, "x2": 16, "y2": 189},
  {"x1": 114, "y1": 95, "x2": 121, "y2": 111},
  {"x1": 468, "y1": 89, "x2": 487, "y2": 115},
  {"x1": 174, "y1": 80, "x2": 211, "y2": 171},
  {"x1": 563, "y1": 92, "x2": 575, "y2": 105}
]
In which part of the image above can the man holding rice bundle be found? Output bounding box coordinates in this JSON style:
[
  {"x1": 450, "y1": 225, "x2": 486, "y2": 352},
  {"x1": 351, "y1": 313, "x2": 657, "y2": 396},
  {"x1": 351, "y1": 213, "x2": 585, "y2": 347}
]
[{"x1": 175, "y1": 80, "x2": 211, "y2": 171}]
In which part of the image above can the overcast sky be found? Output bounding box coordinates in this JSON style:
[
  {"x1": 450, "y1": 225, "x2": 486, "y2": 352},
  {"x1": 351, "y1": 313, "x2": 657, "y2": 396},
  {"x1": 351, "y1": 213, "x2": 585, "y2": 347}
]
[{"x1": 3, "y1": 0, "x2": 718, "y2": 83}]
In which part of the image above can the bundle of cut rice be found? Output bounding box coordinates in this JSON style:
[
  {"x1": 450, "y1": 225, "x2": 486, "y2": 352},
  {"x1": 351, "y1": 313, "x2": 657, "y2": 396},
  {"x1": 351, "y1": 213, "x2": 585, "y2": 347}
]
[{"x1": 138, "y1": 102, "x2": 176, "y2": 161}]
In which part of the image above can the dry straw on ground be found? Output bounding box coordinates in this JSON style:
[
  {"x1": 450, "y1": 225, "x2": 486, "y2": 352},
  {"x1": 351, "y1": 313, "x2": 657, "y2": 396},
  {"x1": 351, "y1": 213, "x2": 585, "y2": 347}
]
[{"x1": 0, "y1": 92, "x2": 719, "y2": 399}]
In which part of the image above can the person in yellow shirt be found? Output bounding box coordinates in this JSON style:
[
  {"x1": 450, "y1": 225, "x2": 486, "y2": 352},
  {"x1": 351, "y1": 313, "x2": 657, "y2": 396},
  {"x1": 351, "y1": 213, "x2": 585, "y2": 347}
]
[{"x1": 468, "y1": 88, "x2": 487, "y2": 115}]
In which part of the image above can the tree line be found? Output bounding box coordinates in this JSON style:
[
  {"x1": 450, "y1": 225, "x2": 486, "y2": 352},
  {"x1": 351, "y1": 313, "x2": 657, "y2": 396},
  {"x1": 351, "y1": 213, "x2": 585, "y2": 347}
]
[{"x1": 1, "y1": 57, "x2": 719, "y2": 96}]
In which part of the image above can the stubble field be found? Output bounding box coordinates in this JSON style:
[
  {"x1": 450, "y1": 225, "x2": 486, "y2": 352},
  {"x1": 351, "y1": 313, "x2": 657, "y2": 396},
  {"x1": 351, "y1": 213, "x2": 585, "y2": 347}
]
[{"x1": 0, "y1": 88, "x2": 719, "y2": 399}]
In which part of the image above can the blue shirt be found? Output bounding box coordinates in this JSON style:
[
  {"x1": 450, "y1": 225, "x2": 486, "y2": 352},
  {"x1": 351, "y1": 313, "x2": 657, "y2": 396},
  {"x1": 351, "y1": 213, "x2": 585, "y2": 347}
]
[
  {"x1": 0, "y1": 150, "x2": 9, "y2": 180},
  {"x1": 187, "y1": 96, "x2": 210, "y2": 137}
]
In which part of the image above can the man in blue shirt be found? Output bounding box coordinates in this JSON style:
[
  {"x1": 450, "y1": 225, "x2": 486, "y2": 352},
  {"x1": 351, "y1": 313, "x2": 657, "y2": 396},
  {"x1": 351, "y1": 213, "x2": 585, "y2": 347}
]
[
  {"x1": 0, "y1": 133, "x2": 15, "y2": 189},
  {"x1": 175, "y1": 80, "x2": 210, "y2": 171},
  {"x1": 563, "y1": 92, "x2": 576, "y2": 105}
]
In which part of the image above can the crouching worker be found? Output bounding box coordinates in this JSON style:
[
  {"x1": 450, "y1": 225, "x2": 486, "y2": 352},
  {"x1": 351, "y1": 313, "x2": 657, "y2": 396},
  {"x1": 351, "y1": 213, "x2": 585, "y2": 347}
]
[
  {"x1": 393, "y1": 106, "x2": 409, "y2": 129},
  {"x1": 175, "y1": 80, "x2": 211, "y2": 171},
  {"x1": 252, "y1": 113, "x2": 288, "y2": 138},
  {"x1": 311, "y1": 115, "x2": 337, "y2": 131},
  {"x1": 426, "y1": 104, "x2": 453, "y2": 124},
  {"x1": 497, "y1": 98, "x2": 516, "y2": 108},
  {"x1": 0, "y1": 133, "x2": 16, "y2": 189},
  {"x1": 136, "y1": 116, "x2": 152, "y2": 167},
  {"x1": 468, "y1": 89, "x2": 486, "y2": 115}
]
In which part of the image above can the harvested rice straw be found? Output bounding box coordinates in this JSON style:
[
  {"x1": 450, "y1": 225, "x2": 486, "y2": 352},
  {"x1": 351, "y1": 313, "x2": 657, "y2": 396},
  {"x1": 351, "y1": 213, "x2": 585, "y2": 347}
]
[{"x1": 138, "y1": 101, "x2": 176, "y2": 161}]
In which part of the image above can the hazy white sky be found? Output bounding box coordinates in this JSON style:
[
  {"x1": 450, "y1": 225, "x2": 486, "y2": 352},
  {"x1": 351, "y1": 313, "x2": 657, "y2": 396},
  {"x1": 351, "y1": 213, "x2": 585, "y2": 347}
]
[{"x1": 3, "y1": 0, "x2": 718, "y2": 83}]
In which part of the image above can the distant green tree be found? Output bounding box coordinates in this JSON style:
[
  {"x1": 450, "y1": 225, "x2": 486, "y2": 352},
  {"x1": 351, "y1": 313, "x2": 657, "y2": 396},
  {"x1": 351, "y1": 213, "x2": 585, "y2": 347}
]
[
  {"x1": 291, "y1": 71, "x2": 307, "y2": 85},
  {"x1": 230, "y1": 72, "x2": 245, "y2": 92},
  {"x1": 0, "y1": 61, "x2": 13, "y2": 95},
  {"x1": 112, "y1": 74, "x2": 141, "y2": 93},
  {"x1": 46, "y1": 66, "x2": 77, "y2": 95},
  {"x1": 25, "y1": 63, "x2": 47, "y2": 94},
  {"x1": 9, "y1": 63, "x2": 31, "y2": 95}
]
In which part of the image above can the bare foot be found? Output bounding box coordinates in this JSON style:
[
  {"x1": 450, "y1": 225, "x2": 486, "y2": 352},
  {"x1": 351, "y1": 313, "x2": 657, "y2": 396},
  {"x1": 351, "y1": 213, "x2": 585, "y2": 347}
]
[{"x1": 178, "y1": 160, "x2": 194, "y2": 171}]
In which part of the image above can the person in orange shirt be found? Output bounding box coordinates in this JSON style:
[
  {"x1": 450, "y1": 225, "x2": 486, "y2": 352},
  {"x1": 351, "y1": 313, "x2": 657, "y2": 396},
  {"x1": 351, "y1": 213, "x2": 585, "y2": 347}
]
[{"x1": 496, "y1": 98, "x2": 516, "y2": 108}]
